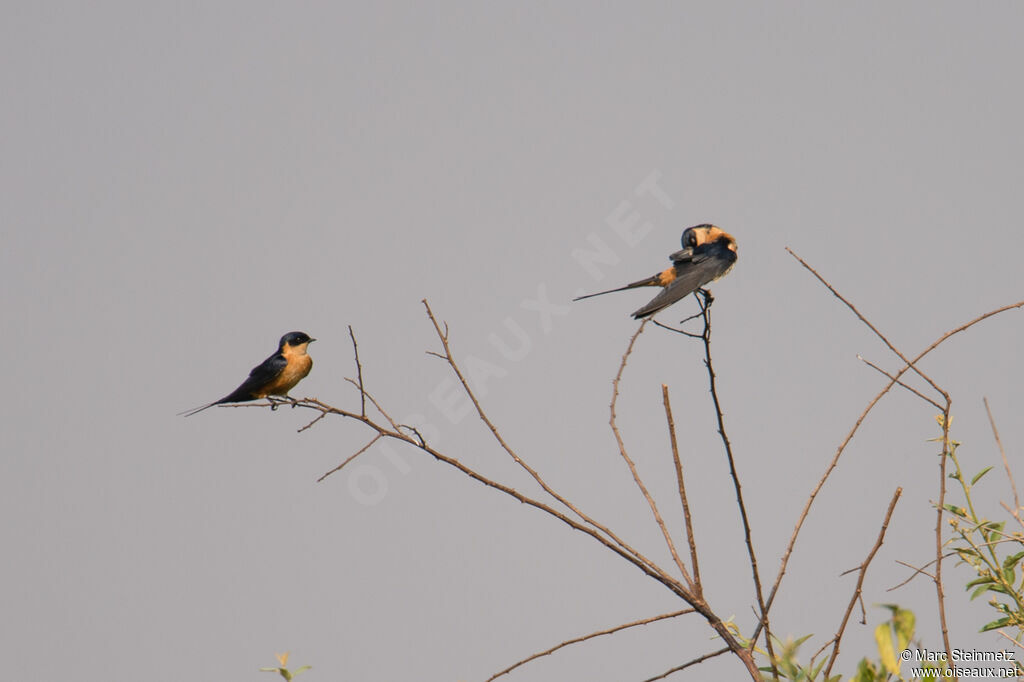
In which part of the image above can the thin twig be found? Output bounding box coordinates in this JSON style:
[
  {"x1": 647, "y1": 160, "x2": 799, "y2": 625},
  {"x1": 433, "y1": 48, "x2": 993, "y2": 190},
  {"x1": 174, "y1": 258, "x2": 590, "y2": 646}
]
[
  {"x1": 485, "y1": 609, "x2": 693, "y2": 682},
  {"x1": 349, "y1": 325, "x2": 366, "y2": 418},
  {"x1": 935, "y1": 402, "x2": 954, "y2": 668},
  {"x1": 609, "y1": 320, "x2": 694, "y2": 588},
  {"x1": 824, "y1": 487, "x2": 903, "y2": 678},
  {"x1": 697, "y1": 294, "x2": 772, "y2": 657},
  {"x1": 317, "y1": 434, "x2": 381, "y2": 482},
  {"x1": 663, "y1": 384, "x2": 701, "y2": 595},
  {"x1": 787, "y1": 248, "x2": 946, "y2": 401},
  {"x1": 759, "y1": 276, "x2": 1023, "y2": 643},
  {"x1": 888, "y1": 557, "x2": 944, "y2": 591},
  {"x1": 995, "y1": 630, "x2": 1024, "y2": 650},
  {"x1": 641, "y1": 647, "x2": 731, "y2": 682},
  {"x1": 985, "y1": 397, "x2": 1020, "y2": 516},
  {"x1": 420, "y1": 299, "x2": 681, "y2": 589},
  {"x1": 301, "y1": 396, "x2": 690, "y2": 594},
  {"x1": 857, "y1": 355, "x2": 943, "y2": 411},
  {"x1": 298, "y1": 411, "x2": 329, "y2": 433}
]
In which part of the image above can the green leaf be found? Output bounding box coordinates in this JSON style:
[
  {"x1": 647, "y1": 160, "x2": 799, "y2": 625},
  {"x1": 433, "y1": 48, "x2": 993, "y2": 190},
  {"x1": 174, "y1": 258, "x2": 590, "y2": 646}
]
[
  {"x1": 971, "y1": 466, "x2": 994, "y2": 485},
  {"x1": 853, "y1": 658, "x2": 877, "y2": 682},
  {"x1": 966, "y1": 576, "x2": 995, "y2": 589},
  {"x1": 1002, "y1": 551, "x2": 1024, "y2": 570},
  {"x1": 955, "y1": 547, "x2": 980, "y2": 561},
  {"x1": 970, "y1": 584, "x2": 993, "y2": 600},
  {"x1": 943, "y1": 504, "x2": 967, "y2": 517},
  {"x1": 792, "y1": 632, "x2": 814, "y2": 648},
  {"x1": 981, "y1": 616, "x2": 1012, "y2": 632},
  {"x1": 875, "y1": 621, "x2": 898, "y2": 674},
  {"x1": 893, "y1": 607, "x2": 915, "y2": 652}
]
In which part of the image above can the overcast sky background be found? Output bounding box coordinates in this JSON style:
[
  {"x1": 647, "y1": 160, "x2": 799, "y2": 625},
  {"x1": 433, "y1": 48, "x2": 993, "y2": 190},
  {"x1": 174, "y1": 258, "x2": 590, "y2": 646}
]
[{"x1": 3, "y1": 3, "x2": 1023, "y2": 681}]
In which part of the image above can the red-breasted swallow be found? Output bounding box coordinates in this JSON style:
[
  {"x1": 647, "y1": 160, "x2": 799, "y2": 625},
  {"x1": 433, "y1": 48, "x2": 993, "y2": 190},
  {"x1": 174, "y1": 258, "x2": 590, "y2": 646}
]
[
  {"x1": 180, "y1": 331, "x2": 316, "y2": 416},
  {"x1": 574, "y1": 224, "x2": 737, "y2": 318}
]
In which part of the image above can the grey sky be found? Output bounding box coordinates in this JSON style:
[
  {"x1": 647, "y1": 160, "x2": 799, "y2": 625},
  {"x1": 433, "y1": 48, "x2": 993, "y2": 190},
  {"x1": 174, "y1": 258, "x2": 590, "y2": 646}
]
[{"x1": 2, "y1": 3, "x2": 1023, "y2": 680}]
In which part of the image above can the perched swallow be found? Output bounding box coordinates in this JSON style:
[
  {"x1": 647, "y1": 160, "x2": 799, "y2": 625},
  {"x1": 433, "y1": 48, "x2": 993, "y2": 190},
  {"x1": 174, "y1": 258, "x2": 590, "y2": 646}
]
[
  {"x1": 574, "y1": 224, "x2": 737, "y2": 319},
  {"x1": 180, "y1": 331, "x2": 316, "y2": 417}
]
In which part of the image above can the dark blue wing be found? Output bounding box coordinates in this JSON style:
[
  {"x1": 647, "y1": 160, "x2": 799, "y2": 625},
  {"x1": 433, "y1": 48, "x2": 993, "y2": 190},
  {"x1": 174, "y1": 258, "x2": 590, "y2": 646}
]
[
  {"x1": 632, "y1": 247, "x2": 737, "y2": 318},
  {"x1": 218, "y1": 352, "x2": 287, "y2": 403}
]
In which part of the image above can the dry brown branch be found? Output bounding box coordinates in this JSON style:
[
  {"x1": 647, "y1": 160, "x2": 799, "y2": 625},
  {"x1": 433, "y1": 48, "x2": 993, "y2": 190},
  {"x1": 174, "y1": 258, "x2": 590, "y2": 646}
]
[
  {"x1": 935, "y1": 407, "x2": 953, "y2": 666},
  {"x1": 641, "y1": 646, "x2": 731, "y2": 682},
  {"x1": 294, "y1": 300, "x2": 763, "y2": 678},
  {"x1": 297, "y1": 410, "x2": 329, "y2": 433},
  {"x1": 343, "y1": 377, "x2": 400, "y2": 431},
  {"x1": 823, "y1": 487, "x2": 902, "y2": 678},
  {"x1": 857, "y1": 355, "x2": 943, "y2": 411},
  {"x1": 609, "y1": 320, "x2": 694, "y2": 588},
  {"x1": 888, "y1": 557, "x2": 945, "y2": 591},
  {"x1": 663, "y1": 384, "x2": 701, "y2": 596},
  {"x1": 420, "y1": 299, "x2": 679, "y2": 587},
  {"x1": 762, "y1": 254, "x2": 1023, "y2": 659},
  {"x1": 348, "y1": 325, "x2": 366, "y2": 418},
  {"x1": 786, "y1": 248, "x2": 945, "y2": 401},
  {"x1": 485, "y1": 609, "x2": 694, "y2": 682},
  {"x1": 316, "y1": 434, "x2": 381, "y2": 482},
  {"x1": 995, "y1": 630, "x2": 1024, "y2": 651},
  {"x1": 298, "y1": 394, "x2": 692, "y2": 601},
  {"x1": 693, "y1": 293, "x2": 773, "y2": 658},
  {"x1": 985, "y1": 397, "x2": 1021, "y2": 519}
]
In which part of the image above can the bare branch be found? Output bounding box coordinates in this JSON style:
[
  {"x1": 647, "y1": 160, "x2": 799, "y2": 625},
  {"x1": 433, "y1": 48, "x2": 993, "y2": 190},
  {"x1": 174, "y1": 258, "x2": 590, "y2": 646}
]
[
  {"x1": 889, "y1": 558, "x2": 939, "y2": 590},
  {"x1": 663, "y1": 384, "x2": 701, "y2": 595},
  {"x1": 985, "y1": 397, "x2": 1021, "y2": 518},
  {"x1": 787, "y1": 248, "x2": 947, "y2": 401},
  {"x1": 857, "y1": 355, "x2": 943, "y2": 411},
  {"x1": 995, "y1": 630, "x2": 1024, "y2": 651},
  {"x1": 824, "y1": 487, "x2": 903, "y2": 678},
  {"x1": 935, "y1": 404, "x2": 954, "y2": 665},
  {"x1": 317, "y1": 434, "x2": 381, "y2": 482},
  {"x1": 486, "y1": 609, "x2": 694, "y2": 682},
  {"x1": 609, "y1": 321, "x2": 695, "y2": 588},
  {"x1": 761, "y1": 264, "x2": 1023, "y2": 645},
  {"x1": 297, "y1": 410, "x2": 329, "y2": 433},
  {"x1": 419, "y1": 299, "x2": 680, "y2": 589},
  {"x1": 696, "y1": 294, "x2": 772, "y2": 654},
  {"x1": 348, "y1": 325, "x2": 366, "y2": 418},
  {"x1": 298, "y1": 395, "x2": 691, "y2": 599},
  {"x1": 641, "y1": 646, "x2": 731, "y2": 682}
]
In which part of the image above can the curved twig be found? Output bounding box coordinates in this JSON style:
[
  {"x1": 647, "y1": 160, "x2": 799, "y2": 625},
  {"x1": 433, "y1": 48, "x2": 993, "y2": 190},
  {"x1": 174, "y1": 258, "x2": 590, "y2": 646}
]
[{"x1": 486, "y1": 609, "x2": 693, "y2": 682}]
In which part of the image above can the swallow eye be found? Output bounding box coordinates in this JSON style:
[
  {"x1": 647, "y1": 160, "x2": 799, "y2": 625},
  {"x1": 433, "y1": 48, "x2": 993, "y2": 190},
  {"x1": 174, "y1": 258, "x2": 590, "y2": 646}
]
[{"x1": 684, "y1": 231, "x2": 697, "y2": 248}]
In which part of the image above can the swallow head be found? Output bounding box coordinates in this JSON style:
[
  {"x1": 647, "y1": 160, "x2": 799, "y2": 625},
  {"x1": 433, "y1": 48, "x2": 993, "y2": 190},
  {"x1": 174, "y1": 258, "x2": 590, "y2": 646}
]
[
  {"x1": 280, "y1": 331, "x2": 316, "y2": 351},
  {"x1": 682, "y1": 224, "x2": 737, "y2": 253}
]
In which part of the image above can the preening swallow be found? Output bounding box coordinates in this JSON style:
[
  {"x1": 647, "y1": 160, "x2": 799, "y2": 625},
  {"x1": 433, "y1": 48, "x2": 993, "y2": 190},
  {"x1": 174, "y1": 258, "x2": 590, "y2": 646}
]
[
  {"x1": 180, "y1": 331, "x2": 316, "y2": 417},
  {"x1": 574, "y1": 224, "x2": 737, "y2": 319}
]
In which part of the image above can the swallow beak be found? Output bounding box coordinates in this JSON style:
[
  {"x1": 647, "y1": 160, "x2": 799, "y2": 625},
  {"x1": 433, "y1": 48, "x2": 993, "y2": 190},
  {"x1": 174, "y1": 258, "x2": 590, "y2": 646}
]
[{"x1": 309, "y1": 338, "x2": 317, "y2": 343}]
